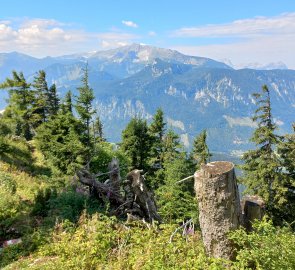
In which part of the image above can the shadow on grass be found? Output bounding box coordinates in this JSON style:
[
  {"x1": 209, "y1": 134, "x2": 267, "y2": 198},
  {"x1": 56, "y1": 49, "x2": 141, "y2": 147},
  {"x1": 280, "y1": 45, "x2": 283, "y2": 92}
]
[{"x1": 0, "y1": 186, "x2": 104, "y2": 268}]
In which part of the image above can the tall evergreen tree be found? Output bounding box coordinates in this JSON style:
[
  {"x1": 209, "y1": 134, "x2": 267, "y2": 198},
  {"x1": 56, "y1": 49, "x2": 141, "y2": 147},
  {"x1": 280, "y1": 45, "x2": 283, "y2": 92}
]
[
  {"x1": 47, "y1": 84, "x2": 59, "y2": 116},
  {"x1": 277, "y1": 123, "x2": 295, "y2": 224},
  {"x1": 241, "y1": 85, "x2": 282, "y2": 216},
  {"x1": 93, "y1": 115, "x2": 104, "y2": 142},
  {"x1": 121, "y1": 117, "x2": 151, "y2": 171},
  {"x1": 35, "y1": 112, "x2": 86, "y2": 174},
  {"x1": 148, "y1": 108, "x2": 166, "y2": 169},
  {"x1": 0, "y1": 71, "x2": 34, "y2": 140},
  {"x1": 75, "y1": 64, "x2": 95, "y2": 149},
  {"x1": 32, "y1": 70, "x2": 49, "y2": 125},
  {"x1": 191, "y1": 130, "x2": 211, "y2": 169},
  {"x1": 61, "y1": 90, "x2": 73, "y2": 115}
]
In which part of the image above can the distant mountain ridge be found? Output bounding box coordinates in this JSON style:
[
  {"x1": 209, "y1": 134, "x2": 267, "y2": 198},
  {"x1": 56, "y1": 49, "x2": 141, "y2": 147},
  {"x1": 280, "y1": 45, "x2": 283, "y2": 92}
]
[{"x1": 0, "y1": 44, "x2": 294, "y2": 154}]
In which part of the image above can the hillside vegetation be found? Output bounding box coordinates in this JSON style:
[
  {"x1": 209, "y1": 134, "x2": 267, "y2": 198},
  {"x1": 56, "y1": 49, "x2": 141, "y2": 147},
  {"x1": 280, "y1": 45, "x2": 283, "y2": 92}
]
[{"x1": 0, "y1": 68, "x2": 294, "y2": 269}]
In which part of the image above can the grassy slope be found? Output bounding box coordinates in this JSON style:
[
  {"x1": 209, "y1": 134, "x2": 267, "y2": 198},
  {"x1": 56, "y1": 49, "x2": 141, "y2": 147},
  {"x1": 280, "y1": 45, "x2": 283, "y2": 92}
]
[{"x1": 1, "y1": 138, "x2": 295, "y2": 270}]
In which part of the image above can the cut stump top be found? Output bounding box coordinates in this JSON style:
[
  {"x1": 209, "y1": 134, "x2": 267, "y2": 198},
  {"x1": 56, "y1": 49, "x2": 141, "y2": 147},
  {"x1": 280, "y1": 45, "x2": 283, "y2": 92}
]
[{"x1": 198, "y1": 161, "x2": 234, "y2": 177}]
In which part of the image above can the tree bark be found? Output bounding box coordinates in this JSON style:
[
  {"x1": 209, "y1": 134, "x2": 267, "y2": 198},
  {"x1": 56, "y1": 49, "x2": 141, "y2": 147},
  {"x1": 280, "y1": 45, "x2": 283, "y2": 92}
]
[
  {"x1": 241, "y1": 195, "x2": 265, "y2": 232},
  {"x1": 194, "y1": 161, "x2": 241, "y2": 260},
  {"x1": 126, "y1": 169, "x2": 161, "y2": 222}
]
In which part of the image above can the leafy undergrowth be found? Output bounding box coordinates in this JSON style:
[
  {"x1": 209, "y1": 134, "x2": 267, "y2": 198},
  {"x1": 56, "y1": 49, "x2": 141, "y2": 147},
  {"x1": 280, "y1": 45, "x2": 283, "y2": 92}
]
[{"x1": 1, "y1": 138, "x2": 295, "y2": 270}]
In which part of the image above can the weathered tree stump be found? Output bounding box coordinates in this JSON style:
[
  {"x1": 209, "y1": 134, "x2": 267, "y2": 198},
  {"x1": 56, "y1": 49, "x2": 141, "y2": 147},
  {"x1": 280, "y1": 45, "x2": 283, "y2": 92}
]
[
  {"x1": 194, "y1": 161, "x2": 241, "y2": 260},
  {"x1": 241, "y1": 195, "x2": 265, "y2": 231},
  {"x1": 126, "y1": 169, "x2": 161, "y2": 223}
]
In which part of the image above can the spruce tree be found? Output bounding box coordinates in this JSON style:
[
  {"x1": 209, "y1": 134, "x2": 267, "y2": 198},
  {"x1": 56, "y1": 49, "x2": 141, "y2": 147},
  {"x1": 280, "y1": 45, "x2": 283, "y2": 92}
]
[
  {"x1": 241, "y1": 85, "x2": 282, "y2": 216},
  {"x1": 277, "y1": 123, "x2": 295, "y2": 224},
  {"x1": 191, "y1": 130, "x2": 211, "y2": 169},
  {"x1": 0, "y1": 71, "x2": 34, "y2": 140},
  {"x1": 47, "y1": 84, "x2": 59, "y2": 116},
  {"x1": 35, "y1": 112, "x2": 86, "y2": 174},
  {"x1": 75, "y1": 64, "x2": 95, "y2": 150},
  {"x1": 93, "y1": 115, "x2": 104, "y2": 142},
  {"x1": 61, "y1": 90, "x2": 73, "y2": 115},
  {"x1": 32, "y1": 70, "x2": 49, "y2": 125},
  {"x1": 121, "y1": 117, "x2": 151, "y2": 171},
  {"x1": 148, "y1": 108, "x2": 166, "y2": 169}
]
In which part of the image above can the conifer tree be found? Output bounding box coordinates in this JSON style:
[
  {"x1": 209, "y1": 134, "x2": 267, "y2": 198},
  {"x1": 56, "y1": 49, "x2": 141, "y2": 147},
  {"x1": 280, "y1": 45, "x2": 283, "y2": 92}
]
[
  {"x1": 121, "y1": 117, "x2": 151, "y2": 171},
  {"x1": 35, "y1": 111, "x2": 86, "y2": 174},
  {"x1": 61, "y1": 90, "x2": 73, "y2": 115},
  {"x1": 0, "y1": 71, "x2": 34, "y2": 140},
  {"x1": 241, "y1": 85, "x2": 282, "y2": 215},
  {"x1": 47, "y1": 84, "x2": 59, "y2": 116},
  {"x1": 191, "y1": 130, "x2": 211, "y2": 169},
  {"x1": 75, "y1": 64, "x2": 95, "y2": 149},
  {"x1": 93, "y1": 115, "x2": 104, "y2": 142},
  {"x1": 32, "y1": 70, "x2": 49, "y2": 125},
  {"x1": 277, "y1": 123, "x2": 295, "y2": 224},
  {"x1": 148, "y1": 108, "x2": 166, "y2": 169}
]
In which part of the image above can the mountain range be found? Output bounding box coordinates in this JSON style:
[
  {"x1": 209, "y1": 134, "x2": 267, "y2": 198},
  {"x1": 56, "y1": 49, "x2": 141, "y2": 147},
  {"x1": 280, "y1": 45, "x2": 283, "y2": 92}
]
[{"x1": 0, "y1": 43, "x2": 294, "y2": 155}]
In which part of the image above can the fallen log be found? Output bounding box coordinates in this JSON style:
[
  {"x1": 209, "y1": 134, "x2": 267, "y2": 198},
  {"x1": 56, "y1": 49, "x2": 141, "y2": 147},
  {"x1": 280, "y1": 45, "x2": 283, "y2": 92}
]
[{"x1": 76, "y1": 168, "x2": 124, "y2": 205}]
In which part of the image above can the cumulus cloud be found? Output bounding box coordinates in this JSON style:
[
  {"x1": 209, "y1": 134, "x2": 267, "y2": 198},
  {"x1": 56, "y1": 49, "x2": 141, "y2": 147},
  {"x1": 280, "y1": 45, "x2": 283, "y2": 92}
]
[
  {"x1": 0, "y1": 18, "x2": 138, "y2": 57},
  {"x1": 122, "y1": 20, "x2": 138, "y2": 28}
]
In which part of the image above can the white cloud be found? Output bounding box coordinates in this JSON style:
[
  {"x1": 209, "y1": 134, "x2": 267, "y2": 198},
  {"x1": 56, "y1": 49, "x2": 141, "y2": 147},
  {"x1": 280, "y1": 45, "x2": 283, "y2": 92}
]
[
  {"x1": 170, "y1": 13, "x2": 295, "y2": 69},
  {"x1": 122, "y1": 20, "x2": 138, "y2": 28},
  {"x1": 172, "y1": 13, "x2": 295, "y2": 38},
  {"x1": 0, "y1": 18, "x2": 139, "y2": 57},
  {"x1": 148, "y1": 31, "x2": 156, "y2": 36}
]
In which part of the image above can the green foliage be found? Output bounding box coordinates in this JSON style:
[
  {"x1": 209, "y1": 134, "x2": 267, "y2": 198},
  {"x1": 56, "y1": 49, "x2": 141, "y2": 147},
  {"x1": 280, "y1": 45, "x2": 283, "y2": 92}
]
[
  {"x1": 2, "y1": 214, "x2": 225, "y2": 270},
  {"x1": 156, "y1": 153, "x2": 197, "y2": 223},
  {"x1": 61, "y1": 90, "x2": 73, "y2": 115},
  {"x1": 35, "y1": 112, "x2": 86, "y2": 174},
  {"x1": 0, "y1": 71, "x2": 34, "y2": 140},
  {"x1": 121, "y1": 117, "x2": 152, "y2": 171},
  {"x1": 241, "y1": 85, "x2": 284, "y2": 219},
  {"x1": 47, "y1": 84, "x2": 59, "y2": 116},
  {"x1": 0, "y1": 136, "x2": 10, "y2": 154},
  {"x1": 31, "y1": 188, "x2": 57, "y2": 217},
  {"x1": 229, "y1": 219, "x2": 295, "y2": 270},
  {"x1": 75, "y1": 64, "x2": 95, "y2": 154},
  {"x1": 191, "y1": 130, "x2": 211, "y2": 169},
  {"x1": 32, "y1": 70, "x2": 49, "y2": 126},
  {"x1": 0, "y1": 136, "x2": 35, "y2": 172},
  {"x1": 90, "y1": 141, "x2": 129, "y2": 177}
]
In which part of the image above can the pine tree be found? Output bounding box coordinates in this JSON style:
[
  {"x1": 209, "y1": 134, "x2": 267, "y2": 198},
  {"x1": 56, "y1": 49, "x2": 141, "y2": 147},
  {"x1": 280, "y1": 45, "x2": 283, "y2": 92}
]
[
  {"x1": 191, "y1": 130, "x2": 211, "y2": 169},
  {"x1": 121, "y1": 117, "x2": 152, "y2": 171},
  {"x1": 47, "y1": 84, "x2": 59, "y2": 116},
  {"x1": 279, "y1": 123, "x2": 295, "y2": 179},
  {"x1": 32, "y1": 70, "x2": 49, "y2": 125},
  {"x1": 75, "y1": 64, "x2": 95, "y2": 150},
  {"x1": 241, "y1": 85, "x2": 282, "y2": 215},
  {"x1": 148, "y1": 108, "x2": 166, "y2": 169},
  {"x1": 61, "y1": 90, "x2": 73, "y2": 115},
  {"x1": 93, "y1": 115, "x2": 104, "y2": 142},
  {"x1": 35, "y1": 112, "x2": 86, "y2": 174},
  {"x1": 156, "y1": 130, "x2": 197, "y2": 223},
  {"x1": 0, "y1": 71, "x2": 34, "y2": 140},
  {"x1": 277, "y1": 123, "x2": 295, "y2": 224}
]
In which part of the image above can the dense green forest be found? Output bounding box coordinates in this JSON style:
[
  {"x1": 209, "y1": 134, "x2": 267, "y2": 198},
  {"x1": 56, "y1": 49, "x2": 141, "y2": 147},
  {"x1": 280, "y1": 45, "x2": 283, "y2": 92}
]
[{"x1": 0, "y1": 68, "x2": 294, "y2": 269}]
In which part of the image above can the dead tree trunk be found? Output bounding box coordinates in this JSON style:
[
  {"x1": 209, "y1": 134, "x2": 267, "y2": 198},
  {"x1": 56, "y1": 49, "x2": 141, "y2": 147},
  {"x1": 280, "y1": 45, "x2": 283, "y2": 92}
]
[
  {"x1": 241, "y1": 195, "x2": 265, "y2": 232},
  {"x1": 76, "y1": 169, "x2": 124, "y2": 205},
  {"x1": 126, "y1": 169, "x2": 161, "y2": 223},
  {"x1": 194, "y1": 161, "x2": 241, "y2": 260},
  {"x1": 108, "y1": 158, "x2": 121, "y2": 194}
]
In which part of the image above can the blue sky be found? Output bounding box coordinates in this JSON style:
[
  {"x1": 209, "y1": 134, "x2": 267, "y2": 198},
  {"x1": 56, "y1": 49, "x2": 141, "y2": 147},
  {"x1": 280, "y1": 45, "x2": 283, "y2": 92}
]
[{"x1": 1, "y1": 0, "x2": 295, "y2": 68}]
